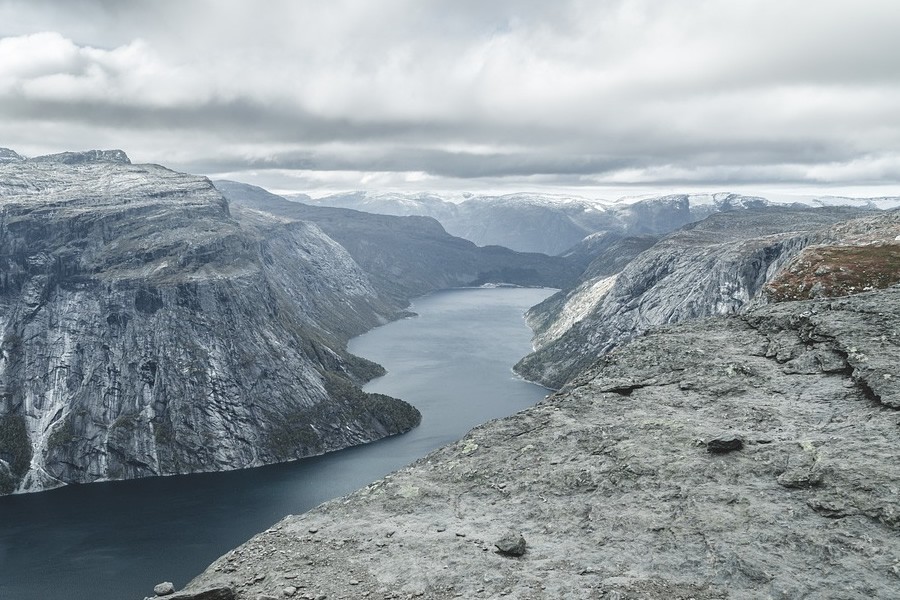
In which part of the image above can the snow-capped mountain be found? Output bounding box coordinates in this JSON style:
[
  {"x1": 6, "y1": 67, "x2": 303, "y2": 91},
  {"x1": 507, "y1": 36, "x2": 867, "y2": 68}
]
[
  {"x1": 303, "y1": 189, "x2": 900, "y2": 256},
  {"x1": 304, "y1": 191, "x2": 777, "y2": 255}
]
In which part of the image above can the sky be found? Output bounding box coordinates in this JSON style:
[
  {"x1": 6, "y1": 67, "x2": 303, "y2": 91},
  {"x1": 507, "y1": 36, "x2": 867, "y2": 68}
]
[{"x1": 1, "y1": 0, "x2": 900, "y2": 199}]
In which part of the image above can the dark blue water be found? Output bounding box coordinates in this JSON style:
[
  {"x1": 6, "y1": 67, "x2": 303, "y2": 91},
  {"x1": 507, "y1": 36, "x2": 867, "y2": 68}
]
[{"x1": 0, "y1": 286, "x2": 553, "y2": 600}]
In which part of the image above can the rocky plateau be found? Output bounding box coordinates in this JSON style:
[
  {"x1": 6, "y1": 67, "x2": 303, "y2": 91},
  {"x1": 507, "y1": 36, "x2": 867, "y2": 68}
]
[{"x1": 179, "y1": 281, "x2": 900, "y2": 600}]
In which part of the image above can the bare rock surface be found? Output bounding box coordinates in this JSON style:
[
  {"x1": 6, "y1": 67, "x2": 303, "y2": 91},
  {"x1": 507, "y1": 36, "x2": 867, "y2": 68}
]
[
  {"x1": 516, "y1": 207, "x2": 895, "y2": 389},
  {"x1": 0, "y1": 157, "x2": 420, "y2": 495},
  {"x1": 182, "y1": 285, "x2": 900, "y2": 599},
  {"x1": 154, "y1": 581, "x2": 175, "y2": 596},
  {"x1": 144, "y1": 588, "x2": 234, "y2": 600}
]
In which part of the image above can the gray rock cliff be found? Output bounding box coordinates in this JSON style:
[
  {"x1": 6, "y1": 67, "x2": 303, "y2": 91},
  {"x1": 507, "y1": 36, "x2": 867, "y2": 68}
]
[
  {"x1": 516, "y1": 207, "x2": 886, "y2": 388},
  {"x1": 0, "y1": 157, "x2": 420, "y2": 495},
  {"x1": 0, "y1": 148, "x2": 24, "y2": 163}
]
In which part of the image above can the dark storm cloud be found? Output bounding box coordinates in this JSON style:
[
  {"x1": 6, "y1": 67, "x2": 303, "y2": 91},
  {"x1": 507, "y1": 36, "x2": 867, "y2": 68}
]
[{"x1": 1, "y1": 0, "x2": 900, "y2": 191}]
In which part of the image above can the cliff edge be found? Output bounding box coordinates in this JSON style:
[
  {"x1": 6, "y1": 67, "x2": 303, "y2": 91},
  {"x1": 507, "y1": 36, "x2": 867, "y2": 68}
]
[{"x1": 180, "y1": 283, "x2": 900, "y2": 599}]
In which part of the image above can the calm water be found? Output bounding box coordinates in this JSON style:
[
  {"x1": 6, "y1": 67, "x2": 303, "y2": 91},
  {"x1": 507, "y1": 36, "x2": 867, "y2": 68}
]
[{"x1": 0, "y1": 286, "x2": 554, "y2": 600}]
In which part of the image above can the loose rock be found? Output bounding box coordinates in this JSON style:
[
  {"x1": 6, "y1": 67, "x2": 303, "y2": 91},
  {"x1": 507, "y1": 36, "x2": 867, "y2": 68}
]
[
  {"x1": 494, "y1": 532, "x2": 527, "y2": 556},
  {"x1": 706, "y1": 435, "x2": 744, "y2": 454},
  {"x1": 777, "y1": 468, "x2": 824, "y2": 488},
  {"x1": 154, "y1": 582, "x2": 175, "y2": 596}
]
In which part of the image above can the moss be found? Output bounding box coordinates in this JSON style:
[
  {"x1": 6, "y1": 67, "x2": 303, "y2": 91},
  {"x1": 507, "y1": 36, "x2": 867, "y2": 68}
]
[
  {"x1": 46, "y1": 417, "x2": 75, "y2": 451},
  {"x1": 324, "y1": 372, "x2": 421, "y2": 430},
  {"x1": 111, "y1": 413, "x2": 140, "y2": 430},
  {"x1": 265, "y1": 372, "x2": 421, "y2": 460},
  {"x1": 153, "y1": 419, "x2": 175, "y2": 446},
  {"x1": 0, "y1": 414, "x2": 32, "y2": 493},
  {"x1": 767, "y1": 244, "x2": 900, "y2": 302}
]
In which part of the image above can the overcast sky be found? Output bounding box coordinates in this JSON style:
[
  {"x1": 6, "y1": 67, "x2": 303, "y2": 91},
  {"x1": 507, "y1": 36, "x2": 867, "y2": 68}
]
[{"x1": 2, "y1": 0, "x2": 899, "y2": 198}]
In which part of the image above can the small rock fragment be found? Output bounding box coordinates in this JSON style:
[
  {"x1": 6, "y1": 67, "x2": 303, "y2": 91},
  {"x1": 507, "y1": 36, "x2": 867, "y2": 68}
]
[
  {"x1": 494, "y1": 531, "x2": 527, "y2": 556},
  {"x1": 155, "y1": 582, "x2": 176, "y2": 596},
  {"x1": 283, "y1": 586, "x2": 297, "y2": 597},
  {"x1": 777, "y1": 468, "x2": 824, "y2": 488},
  {"x1": 706, "y1": 435, "x2": 744, "y2": 453}
]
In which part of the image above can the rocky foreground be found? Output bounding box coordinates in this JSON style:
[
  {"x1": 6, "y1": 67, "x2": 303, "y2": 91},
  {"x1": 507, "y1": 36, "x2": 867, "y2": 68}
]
[{"x1": 174, "y1": 285, "x2": 900, "y2": 599}]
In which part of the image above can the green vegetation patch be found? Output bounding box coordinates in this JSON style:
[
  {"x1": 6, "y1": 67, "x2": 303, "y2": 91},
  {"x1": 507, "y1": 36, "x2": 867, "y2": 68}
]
[
  {"x1": 46, "y1": 416, "x2": 75, "y2": 451},
  {"x1": 265, "y1": 372, "x2": 421, "y2": 461},
  {"x1": 351, "y1": 391, "x2": 422, "y2": 432},
  {"x1": 323, "y1": 372, "x2": 421, "y2": 432},
  {"x1": 0, "y1": 414, "x2": 32, "y2": 494},
  {"x1": 265, "y1": 404, "x2": 327, "y2": 461},
  {"x1": 112, "y1": 413, "x2": 140, "y2": 430},
  {"x1": 152, "y1": 419, "x2": 175, "y2": 446},
  {"x1": 767, "y1": 244, "x2": 900, "y2": 302}
]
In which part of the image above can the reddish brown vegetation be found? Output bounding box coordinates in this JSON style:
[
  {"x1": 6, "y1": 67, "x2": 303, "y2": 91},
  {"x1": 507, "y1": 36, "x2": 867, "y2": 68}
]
[{"x1": 766, "y1": 244, "x2": 900, "y2": 302}]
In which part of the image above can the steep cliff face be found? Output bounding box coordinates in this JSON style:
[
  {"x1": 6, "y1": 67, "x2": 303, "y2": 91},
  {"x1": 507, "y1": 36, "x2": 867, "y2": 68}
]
[
  {"x1": 0, "y1": 156, "x2": 419, "y2": 495},
  {"x1": 516, "y1": 207, "x2": 880, "y2": 388},
  {"x1": 526, "y1": 233, "x2": 660, "y2": 350}
]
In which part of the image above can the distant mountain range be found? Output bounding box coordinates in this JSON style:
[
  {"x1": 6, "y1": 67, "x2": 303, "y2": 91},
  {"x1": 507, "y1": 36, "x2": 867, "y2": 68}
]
[{"x1": 297, "y1": 190, "x2": 900, "y2": 255}]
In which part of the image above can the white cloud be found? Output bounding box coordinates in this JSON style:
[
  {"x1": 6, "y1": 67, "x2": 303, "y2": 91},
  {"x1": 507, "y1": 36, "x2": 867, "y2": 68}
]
[{"x1": 0, "y1": 0, "x2": 899, "y2": 194}]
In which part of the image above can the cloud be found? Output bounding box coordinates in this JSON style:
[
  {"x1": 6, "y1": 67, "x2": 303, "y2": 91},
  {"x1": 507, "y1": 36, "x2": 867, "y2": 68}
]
[{"x1": 1, "y1": 0, "x2": 899, "y2": 193}]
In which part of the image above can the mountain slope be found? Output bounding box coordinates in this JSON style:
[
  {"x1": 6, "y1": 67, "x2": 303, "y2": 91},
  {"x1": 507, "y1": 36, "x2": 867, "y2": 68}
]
[
  {"x1": 0, "y1": 153, "x2": 420, "y2": 495},
  {"x1": 215, "y1": 181, "x2": 581, "y2": 300},
  {"x1": 305, "y1": 190, "x2": 900, "y2": 258},
  {"x1": 516, "y1": 207, "x2": 885, "y2": 388},
  {"x1": 304, "y1": 191, "x2": 780, "y2": 255}
]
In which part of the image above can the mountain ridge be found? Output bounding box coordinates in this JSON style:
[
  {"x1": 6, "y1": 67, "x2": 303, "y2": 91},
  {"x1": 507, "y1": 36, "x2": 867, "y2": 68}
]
[
  {"x1": 0, "y1": 157, "x2": 423, "y2": 495},
  {"x1": 516, "y1": 207, "x2": 897, "y2": 389},
  {"x1": 298, "y1": 189, "x2": 899, "y2": 256}
]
